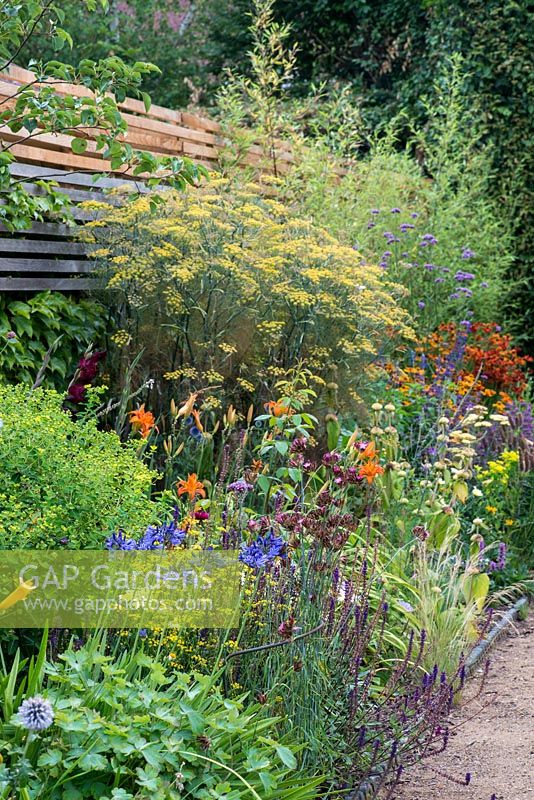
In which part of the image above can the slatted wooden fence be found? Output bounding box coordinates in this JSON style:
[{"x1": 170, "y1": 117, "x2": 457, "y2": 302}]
[{"x1": 0, "y1": 64, "x2": 295, "y2": 291}]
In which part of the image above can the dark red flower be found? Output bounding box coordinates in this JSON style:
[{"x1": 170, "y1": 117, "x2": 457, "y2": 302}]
[{"x1": 67, "y1": 383, "x2": 87, "y2": 403}]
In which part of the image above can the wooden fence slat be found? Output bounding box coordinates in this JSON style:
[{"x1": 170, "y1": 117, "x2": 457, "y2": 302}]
[
  {"x1": 0, "y1": 239, "x2": 88, "y2": 255},
  {"x1": 182, "y1": 141, "x2": 220, "y2": 159},
  {"x1": 8, "y1": 162, "x2": 146, "y2": 190},
  {"x1": 181, "y1": 111, "x2": 221, "y2": 134},
  {"x1": 0, "y1": 258, "x2": 94, "y2": 273},
  {"x1": 0, "y1": 221, "x2": 76, "y2": 237},
  {"x1": 6, "y1": 142, "x2": 114, "y2": 172},
  {"x1": 0, "y1": 126, "x2": 176, "y2": 164},
  {"x1": 18, "y1": 182, "x2": 116, "y2": 205},
  {"x1": 120, "y1": 110, "x2": 219, "y2": 147},
  {"x1": 0, "y1": 277, "x2": 97, "y2": 290}
]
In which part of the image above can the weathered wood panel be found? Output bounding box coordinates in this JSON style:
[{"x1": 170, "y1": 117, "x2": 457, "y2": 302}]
[
  {"x1": 0, "y1": 64, "x2": 311, "y2": 291},
  {"x1": 0, "y1": 258, "x2": 95, "y2": 273},
  {"x1": 0, "y1": 239, "x2": 87, "y2": 255},
  {"x1": 0, "y1": 277, "x2": 98, "y2": 291}
]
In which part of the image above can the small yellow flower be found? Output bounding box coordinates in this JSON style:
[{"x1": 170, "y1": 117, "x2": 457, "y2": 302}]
[
  {"x1": 485, "y1": 505, "x2": 497, "y2": 514},
  {"x1": 504, "y1": 519, "x2": 515, "y2": 526}
]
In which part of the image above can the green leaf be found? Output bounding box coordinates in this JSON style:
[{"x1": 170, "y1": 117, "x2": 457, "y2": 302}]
[
  {"x1": 62, "y1": 787, "x2": 84, "y2": 800},
  {"x1": 274, "y1": 745, "x2": 297, "y2": 770},
  {"x1": 274, "y1": 440, "x2": 289, "y2": 456},
  {"x1": 56, "y1": 28, "x2": 74, "y2": 49},
  {"x1": 245, "y1": 749, "x2": 271, "y2": 771},
  {"x1": 256, "y1": 474, "x2": 271, "y2": 493},
  {"x1": 180, "y1": 702, "x2": 204, "y2": 733},
  {"x1": 13, "y1": 316, "x2": 32, "y2": 338},
  {"x1": 141, "y1": 92, "x2": 152, "y2": 113},
  {"x1": 79, "y1": 752, "x2": 108, "y2": 771},
  {"x1": 110, "y1": 791, "x2": 134, "y2": 800},
  {"x1": 8, "y1": 301, "x2": 30, "y2": 318},
  {"x1": 38, "y1": 749, "x2": 62, "y2": 767},
  {"x1": 71, "y1": 137, "x2": 88, "y2": 155},
  {"x1": 259, "y1": 771, "x2": 277, "y2": 792}
]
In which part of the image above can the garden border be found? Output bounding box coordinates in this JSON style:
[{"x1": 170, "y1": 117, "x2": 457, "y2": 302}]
[{"x1": 349, "y1": 596, "x2": 529, "y2": 800}]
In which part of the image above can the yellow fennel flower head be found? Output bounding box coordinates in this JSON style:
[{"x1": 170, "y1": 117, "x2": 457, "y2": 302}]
[{"x1": 95, "y1": 178, "x2": 414, "y2": 407}]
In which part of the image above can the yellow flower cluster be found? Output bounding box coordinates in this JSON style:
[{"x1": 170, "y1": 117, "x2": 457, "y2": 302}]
[
  {"x1": 477, "y1": 450, "x2": 519, "y2": 488},
  {"x1": 85, "y1": 178, "x2": 414, "y2": 404}
]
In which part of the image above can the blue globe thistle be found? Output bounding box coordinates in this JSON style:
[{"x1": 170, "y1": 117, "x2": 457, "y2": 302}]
[{"x1": 18, "y1": 696, "x2": 54, "y2": 731}]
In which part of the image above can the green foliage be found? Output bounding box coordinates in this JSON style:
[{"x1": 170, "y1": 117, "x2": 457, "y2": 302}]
[
  {"x1": 16, "y1": 0, "x2": 530, "y2": 342},
  {"x1": 274, "y1": 0, "x2": 534, "y2": 350},
  {"x1": 0, "y1": 292, "x2": 105, "y2": 387},
  {"x1": 0, "y1": 634, "x2": 321, "y2": 799},
  {"x1": 214, "y1": 13, "x2": 512, "y2": 332},
  {"x1": 0, "y1": 1, "x2": 205, "y2": 231},
  {"x1": 217, "y1": 0, "x2": 297, "y2": 176},
  {"x1": 0, "y1": 384, "x2": 161, "y2": 547},
  {"x1": 18, "y1": 0, "x2": 243, "y2": 110},
  {"x1": 279, "y1": 62, "x2": 512, "y2": 330}
]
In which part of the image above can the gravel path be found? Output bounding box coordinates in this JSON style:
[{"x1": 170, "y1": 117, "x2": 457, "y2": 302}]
[{"x1": 388, "y1": 610, "x2": 533, "y2": 800}]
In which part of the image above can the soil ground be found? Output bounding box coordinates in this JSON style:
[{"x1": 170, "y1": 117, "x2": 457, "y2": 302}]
[{"x1": 387, "y1": 610, "x2": 533, "y2": 800}]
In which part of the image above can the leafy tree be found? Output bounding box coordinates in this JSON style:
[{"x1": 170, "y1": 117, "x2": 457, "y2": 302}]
[
  {"x1": 0, "y1": 0, "x2": 206, "y2": 231},
  {"x1": 19, "y1": 0, "x2": 254, "y2": 109}
]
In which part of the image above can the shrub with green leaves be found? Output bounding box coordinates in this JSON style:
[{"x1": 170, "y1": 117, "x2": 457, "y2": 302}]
[
  {"x1": 0, "y1": 635, "x2": 321, "y2": 799},
  {"x1": 0, "y1": 384, "x2": 161, "y2": 547},
  {"x1": 0, "y1": 292, "x2": 105, "y2": 388}
]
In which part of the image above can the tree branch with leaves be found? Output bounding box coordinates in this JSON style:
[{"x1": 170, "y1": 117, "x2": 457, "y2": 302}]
[{"x1": 0, "y1": 0, "x2": 206, "y2": 230}]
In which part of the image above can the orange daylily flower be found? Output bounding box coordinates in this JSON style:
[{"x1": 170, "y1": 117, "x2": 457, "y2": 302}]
[
  {"x1": 358, "y1": 462, "x2": 385, "y2": 484},
  {"x1": 265, "y1": 400, "x2": 290, "y2": 417},
  {"x1": 128, "y1": 404, "x2": 156, "y2": 438},
  {"x1": 191, "y1": 408, "x2": 204, "y2": 433},
  {"x1": 176, "y1": 392, "x2": 198, "y2": 419},
  {"x1": 177, "y1": 473, "x2": 206, "y2": 501},
  {"x1": 360, "y1": 441, "x2": 377, "y2": 460},
  {"x1": 0, "y1": 580, "x2": 36, "y2": 612}
]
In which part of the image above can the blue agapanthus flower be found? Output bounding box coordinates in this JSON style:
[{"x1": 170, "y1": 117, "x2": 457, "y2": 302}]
[
  {"x1": 106, "y1": 518, "x2": 186, "y2": 551},
  {"x1": 105, "y1": 530, "x2": 137, "y2": 550},
  {"x1": 239, "y1": 531, "x2": 286, "y2": 570}
]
